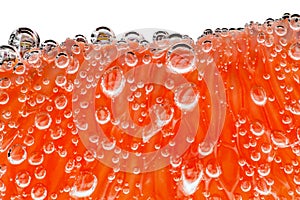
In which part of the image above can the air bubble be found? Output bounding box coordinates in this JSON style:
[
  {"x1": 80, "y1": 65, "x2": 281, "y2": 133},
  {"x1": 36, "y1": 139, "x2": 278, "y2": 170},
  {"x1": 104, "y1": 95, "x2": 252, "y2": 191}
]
[
  {"x1": 95, "y1": 106, "x2": 111, "y2": 125},
  {"x1": 288, "y1": 42, "x2": 300, "y2": 61},
  {"x1": 153, "y1": 30, "x2": 169, "y2": 46},
  {"x1": 0, "y1": 77, "x2": 11, "y2": 89},
  {"x1": 201, "y1": 40, "x2": 213, "y2": 52},
  {"x1": 250, "y1": 86, "x2": 267, "y2": 106},
  {"x1": 0, "y1": 45, "x2": 19, "y2": 72},
  {"x1": 240, "y1": 180, "x2": 251, "y2": 192},
  {"x1": 257, "y1": 32, "x2": 266, "y2": 43},
  {"x1": 31, "y1": 183, "x2": 47, "y2": 200},
  {"x1": 40, "y1": 40, "x2": 58, "y2": 61},
  {"x1": 23, "y1": 50, "x2": 42, "y2": 68},
  {"x1": 271, "y1": 130, "x2": 289, "y2": 148},
  {"x1": 15, "y1": 170, "x2": 31, "y2": 188},
  {"x1": 91, "y1": 27, "x2": 115, "y2": 45},
  {"x1": 54, "y1": 95, "x2": 68, "y2": 110},
  {"x1": 7, "y1": 144, "x2": 27, "y2": 165},
  {"x1": 75, "y1": 34, "x2": 88, "y2": 43},
  {"x1": 0, "y1": 91, "x2": 9, "y2": 105},
  {"x1": 8, "y1": 27, "x2": 40, "y2": 56},
  {"x1": 167, "y1": 43, "x2": 196, "y2": 74},
  {"x1": 14, "y1": 62, "x2": 26, "y2": 75},
  {"x1": 125, "y1": 51, "x2": 138, "y2": 67},
  {"x1": 205, "y1": 161, "x2": 222, "y2": 178},
  {"x1": 249, "y1": 120, "x2": 265, "y2": 136},
  {"x1": 28, "y1": 152, "x2": 44, "y2": 165},
  {"x1": 35, "y1": 112, "x2": 52, "y2": 130},
  {"x1": 34, "y1": 165, "x2": 46, "y2": 179},
  {"x1": 69, "y1": 172, "x2": 98, "y2": 198},
  {"x1": 174, "y1": 83, "x2": 199, "y2": 111},
  {"x1": 55, "y1": 52, "x2": 69, "y2": 69},
  {"x1": 290, "y1": 14, "x2": 300, "y2": 31},
  {"x1": 274, "y1": 25, "x2": 287, "y2": 36},
  {"x1": 101, "y1": 66, "x2": 126, "y2": 98}
]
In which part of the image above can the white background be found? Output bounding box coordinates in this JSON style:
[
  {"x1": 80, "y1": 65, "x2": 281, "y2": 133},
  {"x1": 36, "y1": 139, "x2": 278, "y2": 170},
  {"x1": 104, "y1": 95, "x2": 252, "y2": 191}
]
[{"x1": 0, "y1": 0, "x2": 299, "y2": 45}]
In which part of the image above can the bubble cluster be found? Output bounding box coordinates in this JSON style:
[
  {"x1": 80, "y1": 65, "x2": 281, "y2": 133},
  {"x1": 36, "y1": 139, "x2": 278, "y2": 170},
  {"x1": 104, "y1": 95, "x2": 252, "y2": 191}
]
[{"x1": 0, "y1": 13, "x2": 300, "y2": 199}]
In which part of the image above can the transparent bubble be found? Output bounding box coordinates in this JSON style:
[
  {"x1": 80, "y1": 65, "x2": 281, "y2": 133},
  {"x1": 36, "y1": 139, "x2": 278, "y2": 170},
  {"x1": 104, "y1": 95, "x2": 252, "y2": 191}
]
[
  {"x1": 0, "y1": 45, "x2": 19, "y2": 72},
  {"x1": 15, "y1": 170, "x2": 31, "y2": 188},
  {"x1": 288, "y1": 42, "x2": 300, "y2": 61},
  {"x1": 260, "y1": 143, "x2": 272, "y2": 154},
  {"x1": 149, "y1": 103, "x2": 174, "y2": 127},
  {"x1": 71, "y1": 44, "x2": 81, "y2": 55},
  {"x1": 250, "y1": 86, "x2": 267, "y2": 106},
  {"x1": 255, "y1": 179, "x2": 271, "y2": 195},
  {"x1": 34, "y1": 165, "x2": 46, "y2": 179},
  {"x1": 43, "y1": 142, "x2": 55, "y2": 154},
  {"x1": 55, "y1": 52, "x2": 70, "y2": 69},
  {"x1": 14, "y1": 62, "x2": 26, "y2": 75},
  {"x1": 55, "y1": 74, "x2": 67, "y2": 87},
  {"x1": 153, "y1": 30, "x2": 169, "y2": 45},
  {"x1": 125, "y1": 51, "x2": 138, "y2": 67},
  {"x1": 167, "y1": 43, "x2": 196, "y2": 74},
  {"x1": 257, "y1": 163, "x2": 271, "y2": 176},
  {"x1": 198, "y1": 142, "x2": 214, "y2": 157},
  {"x1": 289, "y1": 14, "x2": 300, "y2": 31},
  {"x1": 8, "y1": 27, "x2": 40, "y2": 56},
  {"x1": 0, "y1": 91, "x2": 9, "y2": 105},
  {"x1": 180, "y1": 165, "x2": 203, "y2": 196},
  {"x1": 23, "y1": 134, "x2": 35, "y2": 146},
  {"x1": 257, "y1": 32, "x2": 266, "y2": 43},
  {"x1": 0, "y1": 77, "x2": 11, "y2": 89},
  {"x1": 169, "y1": 156, "x2": 182, "y2": 168},
  {"x1": 205, "y1": 161, "x2": 222, "y2": 178},
  {"x1": 101, "y1": 66, "x2": 126, "y2": 98},
  {"x1": 40, "y1": 40, "x2": 58, "y2": 61},
  {"x1": 34, "y1": 112, "x2": 52, "y2": 130},
  {"x1": 174, "y1": 83, "x2": 199, "y2": 111},
  {"x1": 102, "y1": 138, "x2": 116, "y2": 151},
  {"x1": 69, "y1": 172, "x2": 98, "y2": 198},
  {"x1": 7, "y1": 144, "x2": 27, "y2": 165},
  {"x1": 240, "y1": 180, "x2": 251, "y2": 192},
  {"x1": 28, "y1": 152, "x2": 44, "y2": 165},
  {"x1": 54, "y1": 94, "x2": 68, "y2": 110},
  {"x1": 168, "y1": 33, "x2": 183, "y2": 44},
  {"x1": 123, "y1": 31, "x2": 144, "y2": 46},
  {"x1": 271, "y1": 130, "x2": 289, "y2": 148},
  {"x1": 74, "y1": 34, "x2": 88, "y2": 43},
  {"x1": 290, "y1": 102, "x2": 300, "y2": 115},
  {"x1": 31, "y1": 183, "x2": 47, "y2": 200},
  {"x1": 67, "y1": 58, "x2": 80, "y2": 74},
  {"x1": 142, "y1": 54, "x2": 151, "y2": 64},
  {"x1": 274, "y1": 25, "x2": 287, "y2": 36},
  {"x1": 201, "y1": 40, "x2": 213, "y2": 52},
  {"x1": 249, "y1": 120, "x2": 265, "y2": 136},
  {"x1": 95, "y1": 106, "x2": 111, "y2": 125},
  {"x1": 23, "y1": 50, "x2": 42, "y2": 68},
  {"x1": 91, "y1": 27, "x2": 116, "y2": 45}
]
